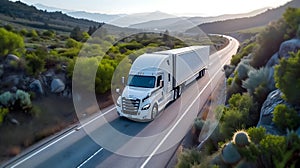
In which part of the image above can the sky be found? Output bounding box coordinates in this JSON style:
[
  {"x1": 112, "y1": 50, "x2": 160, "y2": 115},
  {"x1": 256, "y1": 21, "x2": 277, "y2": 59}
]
[{"x1": 11, "y1": 0, "x2": 292, "y2": 16}]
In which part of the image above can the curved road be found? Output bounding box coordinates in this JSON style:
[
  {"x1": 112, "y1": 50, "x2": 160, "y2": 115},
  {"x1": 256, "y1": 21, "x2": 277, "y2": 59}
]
[{"x1": 3, "y1": 36, "x2": 239, "y2": 168}]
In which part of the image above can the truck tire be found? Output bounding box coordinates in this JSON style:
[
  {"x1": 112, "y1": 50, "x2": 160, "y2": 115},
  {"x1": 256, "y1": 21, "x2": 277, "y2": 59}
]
[
  {"x1": 151, "y1": 104, "x2": 158, "y2": 120},
  {"x1": 178, "y1": 85, "x2": 183, "y2": 97},
  {"x1": 173, "y1": 88, "x2": 178, "y2": 100}
]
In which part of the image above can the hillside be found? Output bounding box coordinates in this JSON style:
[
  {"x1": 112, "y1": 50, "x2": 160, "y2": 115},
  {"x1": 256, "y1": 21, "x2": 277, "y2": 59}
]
[
  {"x1": 186, "y1": 0, "x2": 300, "y2": 34},
  {"x1": 0, "y1": 0, "x2": 136, "y2": 34},
  {"x1": 129, "y1": 8, "x2": 269, "y2": 32}
]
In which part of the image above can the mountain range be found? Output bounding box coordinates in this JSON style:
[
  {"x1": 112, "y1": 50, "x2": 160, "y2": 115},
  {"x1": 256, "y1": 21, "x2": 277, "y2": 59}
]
[
  {"x1": 186, "y1": 0, "x2": 300, "y2": 34},
  {"x1": 129, "y1": 8, "x2": 269, "y2": 32}
]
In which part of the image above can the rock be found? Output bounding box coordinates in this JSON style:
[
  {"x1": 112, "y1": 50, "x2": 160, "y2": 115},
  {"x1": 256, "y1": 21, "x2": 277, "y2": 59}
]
[
  {"x1": 279, "y1": 39, "x2": 300, "y2": 58},
  {"x1": 51, "y1": 78, "x2": 65, "y2": 93},
  {"x1": 3, "y1": 75, "x2": 21, "y2": 86},
  {"x1": 0, "y1": 64, "x2": 3, "y2": 78},
  {"x1": 5, "y1": 54, "x2": 20, "y2": 63},
  {"x1": 257, "y1": 89, "x2": 285, "y2": 135},
  {"x1": 266, "y1": 53, "x2": 280, "y2": 67},
  {"x1": 9, "y1": 118, "x2": 20, "y2": 125},
  {"x1": 29, "y1": 80, "x2": 44, "y2": 95}
]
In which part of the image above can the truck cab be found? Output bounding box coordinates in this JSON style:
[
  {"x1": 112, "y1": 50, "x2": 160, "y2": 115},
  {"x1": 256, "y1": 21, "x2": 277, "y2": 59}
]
[{"x1": 116, "y1": 53, "x2": 173, "y2": 121}]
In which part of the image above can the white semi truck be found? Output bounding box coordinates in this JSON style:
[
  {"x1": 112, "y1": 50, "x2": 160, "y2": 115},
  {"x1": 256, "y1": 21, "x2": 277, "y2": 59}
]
[{"x1": 116, "y1": 46, "x2": 209, "y2": 121}]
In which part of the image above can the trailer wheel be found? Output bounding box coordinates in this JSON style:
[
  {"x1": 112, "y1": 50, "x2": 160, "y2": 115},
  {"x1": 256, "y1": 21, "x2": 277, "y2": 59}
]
[{"x1": 151, "y1": 104, "x2": 158, "y2": 120}]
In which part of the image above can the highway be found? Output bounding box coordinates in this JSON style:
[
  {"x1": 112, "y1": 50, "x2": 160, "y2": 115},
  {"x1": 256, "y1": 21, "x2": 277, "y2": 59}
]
[{"x1": 3, "y1": 36, "x2": 239, "y2": 168}]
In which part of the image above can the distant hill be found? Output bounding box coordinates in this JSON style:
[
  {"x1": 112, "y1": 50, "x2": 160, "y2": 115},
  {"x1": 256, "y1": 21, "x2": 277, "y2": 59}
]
[
  {"x1": 34, "y1": 3, "x2": 126, "y2": 23},
  {"x1": 0, "y1": 0, "x2": 136, "y2": 35},
  {"x1": 129, "y1": 8, "x2": 269, "y2": 32},
  {"x1": 186, "y1": 0, "x2": 300, "y2": 34},
  {"x1": 109, "y1": 11, "x2": 176, "y2": 27}
]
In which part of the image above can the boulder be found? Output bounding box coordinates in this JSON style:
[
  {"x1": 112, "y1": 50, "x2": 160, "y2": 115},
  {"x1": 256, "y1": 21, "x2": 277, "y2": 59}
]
[
  {"x1": 266, "y1": 52, "x2": 280, "y2": 67},
  {"x1": 51, "y1": 78, "x2": 65, "y2": 93},
  {"x1": 5, "y1": 54, "x2": 20, "y2": 63},
  {"x1": 257, "y1": 89, "x2": 285, "y2": 135},
  {"x1": 29, "y1": 80, "x2": 44, "y2": 95},
  {"x1": 279, "y1": 39, "x2": 300, "y2": 58}
]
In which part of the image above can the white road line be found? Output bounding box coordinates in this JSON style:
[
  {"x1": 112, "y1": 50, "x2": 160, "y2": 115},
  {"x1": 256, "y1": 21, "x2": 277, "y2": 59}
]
[
  {"x1": 77, "y1": 148, "x2": 104, "y2": 168},
  {"x1": 140, "y1": 40, "x2": 237, "y2": 168},
  {"x1": 10, "y1": 107, "x2": 116, "y2": 168}
]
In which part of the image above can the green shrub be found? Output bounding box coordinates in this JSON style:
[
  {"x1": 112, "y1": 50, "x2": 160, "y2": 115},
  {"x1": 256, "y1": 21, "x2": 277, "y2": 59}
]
[
  {"x1": 0, "y1": 28, "x2": 25, "y2": 56},
  {"x1": 235, "y1": 60, "x2": 254, "y2": 81},
  {"x1": 251, "y1": 19, "x2": 287, "y2": 68},
  {"x1": 247, "y1": 127, "x2": 266, "y2": 144},
  {"x1": 176, "y1": 148, "x2": 202, "y2": 168},
  {"x1": 272, "y1": 104, "x2": 299, "y2": 131},
  {"x1": 274, "y1": 51, "x2": 300, "y2": 105},
  {"x1": 242, "y1": 67, "x2": 275, "y2": 104},
  {"x1": 0, "y1": 91, "x2": 14, "y2": 107},
  {"x1": 231, "y1": 43, "x2": 256, "y2": 66},
  {"x1": 259, "y1": 134, "x2": 287, "y2": 164},
  {"x1": 25, "y1": 53, "x2": 45, "y2": 76},
  {"x1": 283, "y1": 7, "x2": 300, "y2": 39},
  {"x1": 227, "y1": 77, "x2": 233, "y2": 86},
  {"x1": 15, "y1": 90, "x2": 32, "y2": 110},
  {"x1": 0, "y1": 108, "x2": 9, "y2": 123},
  {"x1": 194, "y1": 118, "x2": 205, "y2": 131}
]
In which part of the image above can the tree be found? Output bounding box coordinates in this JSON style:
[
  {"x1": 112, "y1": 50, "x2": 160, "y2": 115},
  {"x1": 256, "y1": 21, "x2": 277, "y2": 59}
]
[
  {"x1": 283, "y1": 7, "x2": 300, "y2": 39},
  {"x1": 70, "y1": 26, "x2": 83, "y2": 41},
  {"x1": 274, "y1": 51, "x2": 300, "y2": 105},
  {"x1": 0, "y1": 28, "x2": 24, "y2": 56}
]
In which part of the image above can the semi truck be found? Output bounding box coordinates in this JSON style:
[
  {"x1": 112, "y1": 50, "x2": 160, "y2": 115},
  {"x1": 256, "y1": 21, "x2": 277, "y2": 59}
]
[{"x1": 116, "y1": 46, "x2": 209, "y2": 121}]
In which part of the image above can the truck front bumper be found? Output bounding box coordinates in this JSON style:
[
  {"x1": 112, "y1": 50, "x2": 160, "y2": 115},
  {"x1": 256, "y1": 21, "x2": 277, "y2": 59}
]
[{"x1": 116, "y1": 106, "x2": 152, "y2": 122}]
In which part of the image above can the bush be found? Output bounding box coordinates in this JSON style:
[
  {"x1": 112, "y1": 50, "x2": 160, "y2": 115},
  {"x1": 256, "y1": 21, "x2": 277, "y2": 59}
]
[
  {"x1": 231, "y1": 42, "x2": 256, "y2": 66},
  {"x1": 247, "y1": 127, "x2": 266, "y2": 144},
  {"x1": 272, "y1": 104, "x2": 299, "y2": 131},
  {"x1": 283, "y1": 7, "x2": 300, "y2": 39},
  {"x1": 235, "y1": 60, "x2": 254, "y2": 81},
  {"x1": 15, "y1": 90, "x2": 32, "y2": 110},
  {"x1": 25, "y1": 53, "x2": 45, "y2": 76},
  {"x1": 0, "y1": 28, "x2": 24, "y2": 56},
  {"x1": 0, "y1": 108, "x2": 9, "y2": 123},
  {"x1": 176, "y1": 148, "x2": 202, "y2": 168},
  {"x1": 274, "y1": 51, "x2": 300, "y2": 105},
  {"x1": 242, "y1": 67, "x2": 275, "y2": 104},
  {"x1": 251, "y1": 19, "x2": 287, "y2": 68},
  {"x1": 0, "y1": 91, "x2": 15, "y2": 107}
]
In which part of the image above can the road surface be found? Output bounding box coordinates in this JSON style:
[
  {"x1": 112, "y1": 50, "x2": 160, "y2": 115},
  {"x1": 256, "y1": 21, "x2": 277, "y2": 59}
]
[{"x1": 2, "y1": 36, "x2": 239, "y2": 168}]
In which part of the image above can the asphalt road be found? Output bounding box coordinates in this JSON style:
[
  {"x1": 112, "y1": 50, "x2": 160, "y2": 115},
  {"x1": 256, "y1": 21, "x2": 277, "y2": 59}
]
[{"x1": 3, "y1": 36, "x2": 239, "y2": 168}]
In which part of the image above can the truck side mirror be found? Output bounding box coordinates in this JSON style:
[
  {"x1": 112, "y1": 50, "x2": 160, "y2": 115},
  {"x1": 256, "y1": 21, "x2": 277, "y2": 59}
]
[{"x1": 121, "y1": 77, "x2": 125, "y2": 85}]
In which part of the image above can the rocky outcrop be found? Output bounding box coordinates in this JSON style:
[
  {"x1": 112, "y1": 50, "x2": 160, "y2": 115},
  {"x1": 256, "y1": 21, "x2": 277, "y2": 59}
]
[
  {"x1": 279, "y1": 38, "x2": 300, "y2": 58},
  {"x1": 51, "y1": 78, "x2": 65, "y2": 93},
  {"x1": 257, "y1": 89, "x2": 285, "y2": 135},
  {"x1": 266, "y1": 53, "x2": 280, "y2": 67},
  {"x1": 29, "y1": 80, "x2": 44, "y2": 95}
]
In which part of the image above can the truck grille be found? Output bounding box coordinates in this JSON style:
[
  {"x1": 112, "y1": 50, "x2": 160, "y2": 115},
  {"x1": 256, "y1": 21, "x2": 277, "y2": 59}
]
[{"x1": 122, "y1": 98, "x2": 140, "y2": 115}]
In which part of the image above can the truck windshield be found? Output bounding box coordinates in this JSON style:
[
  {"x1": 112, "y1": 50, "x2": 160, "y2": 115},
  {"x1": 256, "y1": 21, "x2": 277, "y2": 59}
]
[{"x1": 127, "y1": 75, "x2": 155, "y2": 88}]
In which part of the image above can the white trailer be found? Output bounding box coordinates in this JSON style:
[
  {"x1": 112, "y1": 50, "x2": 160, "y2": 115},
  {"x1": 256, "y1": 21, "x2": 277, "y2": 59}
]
[{"x1": 116, "y1": 46, "x2": 209, "y2": 121}]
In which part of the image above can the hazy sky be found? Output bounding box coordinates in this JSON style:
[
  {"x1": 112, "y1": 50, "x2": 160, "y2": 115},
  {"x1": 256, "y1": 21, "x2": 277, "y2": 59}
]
[{"x1": 12, "y1": 0, "x2": 292, "y2": 16}]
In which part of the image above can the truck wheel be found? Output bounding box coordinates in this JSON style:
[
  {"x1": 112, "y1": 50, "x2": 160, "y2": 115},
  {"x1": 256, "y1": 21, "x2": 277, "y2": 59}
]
[
  {"x1": 173, "y1": 88, "x2": 178, "y2": 100},
  {"x1": 151, "y1": 104, "x2": 158, "y2": 120},
  {"x1": 178, "y1": 85, "x2": 182, "y2": 97}
]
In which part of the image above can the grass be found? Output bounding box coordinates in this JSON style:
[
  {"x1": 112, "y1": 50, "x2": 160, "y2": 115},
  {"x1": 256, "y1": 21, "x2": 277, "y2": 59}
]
[{"x1": 234, "y1": 26, "x2": 266, "y2": 34}]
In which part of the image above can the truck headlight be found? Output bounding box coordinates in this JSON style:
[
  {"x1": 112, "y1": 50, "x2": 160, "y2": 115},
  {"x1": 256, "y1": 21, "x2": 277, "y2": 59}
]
[
  {"x1": 116, "y1": 97, "x2": 121, "y2": 107},
  {"x1": 141, "y1": 103, "x2": 151, "y2": 110}
]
